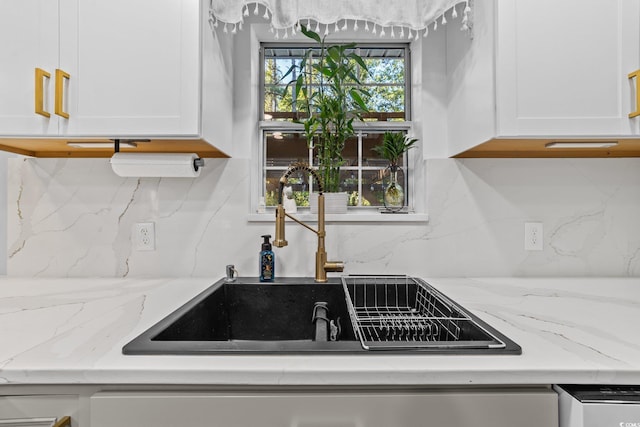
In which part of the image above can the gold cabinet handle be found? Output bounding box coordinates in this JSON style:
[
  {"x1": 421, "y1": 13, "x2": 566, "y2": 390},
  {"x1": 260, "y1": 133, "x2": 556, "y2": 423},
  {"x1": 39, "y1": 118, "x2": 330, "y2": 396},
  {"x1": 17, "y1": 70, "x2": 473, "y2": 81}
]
[
  {"x1": 0, "y1": 417, "x2": 70, "y2": 427},
  {"x1": 629, "y1": 69, "x2": 640, "y2": 118},
  {"x1": 35, "y1": 67, "x2": 51, "y2": 117},
  {"x1": 53, "y1": 416, "x2": 71, "y2": 427},
  {"x1": 55, "y1": 68, "x2": 70, "y2": 119}
]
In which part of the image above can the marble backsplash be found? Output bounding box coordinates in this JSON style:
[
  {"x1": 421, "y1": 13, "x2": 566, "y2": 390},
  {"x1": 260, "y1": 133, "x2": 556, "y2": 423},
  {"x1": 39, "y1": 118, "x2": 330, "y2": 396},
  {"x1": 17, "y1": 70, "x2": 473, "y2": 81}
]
[{"x1": 7, "y1": 157, "x2": 640, "y2": 278}]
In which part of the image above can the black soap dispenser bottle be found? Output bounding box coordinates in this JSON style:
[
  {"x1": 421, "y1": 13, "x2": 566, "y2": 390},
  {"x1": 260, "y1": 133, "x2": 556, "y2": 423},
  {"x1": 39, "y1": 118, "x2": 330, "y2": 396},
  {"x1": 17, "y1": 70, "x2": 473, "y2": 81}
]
[{"x1": 259, "y1": 234, "x2": 275, "y2": 282}]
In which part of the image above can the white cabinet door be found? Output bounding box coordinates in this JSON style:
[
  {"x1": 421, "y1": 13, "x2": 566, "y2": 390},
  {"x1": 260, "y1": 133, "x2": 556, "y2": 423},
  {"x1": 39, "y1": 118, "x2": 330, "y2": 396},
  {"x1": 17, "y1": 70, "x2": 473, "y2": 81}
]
[
  {"x1": 90, "y1": 389, "x2": 558, "y2": 427},
  {"x1": 58, "y1": 0, "x2": 200, "y2": 137},
  {"x1": 0, "y1": 0, "x2": 200, "y2": 140},
  {"x1": 445, "y1": 0, "x2": 640, "y2": 156},
  {"x1": 496, "y1": 0, "x2": 640, "y2": 137},
  {"x1": 0, "y1": 0, "x2": 59, "y2": 136},
  {"x1": 0, "y1": 395, "x2": 77, "y2": 426}
]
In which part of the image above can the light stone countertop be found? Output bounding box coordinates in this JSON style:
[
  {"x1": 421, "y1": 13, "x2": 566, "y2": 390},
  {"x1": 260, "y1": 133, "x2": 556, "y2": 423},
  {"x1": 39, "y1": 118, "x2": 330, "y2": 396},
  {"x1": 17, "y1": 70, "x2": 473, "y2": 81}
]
[{"x1": 0, "y1": 276, "x2": 639, "y2": 386}]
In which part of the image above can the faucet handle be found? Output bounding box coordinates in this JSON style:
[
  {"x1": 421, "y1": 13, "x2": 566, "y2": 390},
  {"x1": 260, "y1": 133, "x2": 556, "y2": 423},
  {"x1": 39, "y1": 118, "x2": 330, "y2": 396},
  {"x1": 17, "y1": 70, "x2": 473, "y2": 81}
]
[{"x1": 324, "y1": 261, "x2": 344, "y2": 273}]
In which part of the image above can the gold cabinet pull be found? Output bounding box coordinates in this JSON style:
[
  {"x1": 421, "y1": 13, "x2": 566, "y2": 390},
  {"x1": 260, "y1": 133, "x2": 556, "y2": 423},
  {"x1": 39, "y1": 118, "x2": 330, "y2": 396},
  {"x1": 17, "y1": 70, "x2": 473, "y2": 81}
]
[
  {"x1": 55, "y1": 68, "x2": 70, "y2": 119},
  {"x1": 0, "y1": 417, "x2": 70, "y2": 427},
  {"x1": 35, "y1": 67, "x2": 51, "y2": 117},
  {"x1": 52, "y1": 416, "x2": 71, "y2": 427},
  {"x1": 629, "y1": 69, "x2": 640, "y2": 118}
]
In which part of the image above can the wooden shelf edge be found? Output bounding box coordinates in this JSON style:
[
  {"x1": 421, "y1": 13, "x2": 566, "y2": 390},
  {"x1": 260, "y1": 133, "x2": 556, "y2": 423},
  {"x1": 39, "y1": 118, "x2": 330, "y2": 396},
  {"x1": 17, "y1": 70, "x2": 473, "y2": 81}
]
[
  {"x1": 0, "y1": 138, "x2": 231, "y2": 159},
  {"x1": 452, "y1": 138, "x2": 640, "y2": 158}
]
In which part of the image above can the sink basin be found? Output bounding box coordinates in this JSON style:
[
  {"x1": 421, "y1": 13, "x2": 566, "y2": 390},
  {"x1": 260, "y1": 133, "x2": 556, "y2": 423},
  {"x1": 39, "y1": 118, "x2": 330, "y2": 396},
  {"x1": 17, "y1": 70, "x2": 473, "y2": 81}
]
[
  {"x1": 124, "y1": 277, "x2": 360, "y2": 354},
  {"x1": 123, "y1": 277, "x2": 521, "y2": 355}
]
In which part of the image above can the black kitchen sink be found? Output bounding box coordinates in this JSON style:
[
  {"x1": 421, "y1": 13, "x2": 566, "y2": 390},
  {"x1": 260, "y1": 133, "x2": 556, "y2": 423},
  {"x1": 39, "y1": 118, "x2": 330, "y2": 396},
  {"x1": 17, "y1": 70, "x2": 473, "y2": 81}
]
[
  {"x1": 124, "y1": 277, "x2": 360, "y2": 354},
  {"x1": 123, "y1": 277, "x2": 521, "y2": 355}
]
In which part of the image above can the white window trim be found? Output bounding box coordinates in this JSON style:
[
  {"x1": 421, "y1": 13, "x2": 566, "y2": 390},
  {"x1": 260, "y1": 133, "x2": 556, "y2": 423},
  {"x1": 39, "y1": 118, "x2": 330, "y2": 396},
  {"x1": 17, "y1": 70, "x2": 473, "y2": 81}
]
[
  {"x1": 246, "y1": 212, "x2": 429, "y2": 222},
  {"x1": 246, "y1": 26, "x2": 428, "y2": 223},
  {"x1": 250, "y1": 121, "x2": 428, "y2": 223}
]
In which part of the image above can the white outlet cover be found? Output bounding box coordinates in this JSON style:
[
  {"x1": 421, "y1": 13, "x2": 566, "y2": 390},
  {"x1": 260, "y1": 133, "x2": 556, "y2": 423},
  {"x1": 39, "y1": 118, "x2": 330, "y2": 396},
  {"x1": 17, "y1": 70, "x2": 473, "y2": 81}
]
[
  {"x1": 524, "y1": 222, "x2": 543, "y2": 251},
  {"x1": 135, "y1": 222, "x2": 155, "y2": 251}
]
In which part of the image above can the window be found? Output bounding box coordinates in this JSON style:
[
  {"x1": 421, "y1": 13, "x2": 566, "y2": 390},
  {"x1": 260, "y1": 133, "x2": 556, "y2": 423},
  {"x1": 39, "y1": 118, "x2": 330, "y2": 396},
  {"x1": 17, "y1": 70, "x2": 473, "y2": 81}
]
[{"x1": 259, "y1": 43, "x2": 412, "y2": 211}]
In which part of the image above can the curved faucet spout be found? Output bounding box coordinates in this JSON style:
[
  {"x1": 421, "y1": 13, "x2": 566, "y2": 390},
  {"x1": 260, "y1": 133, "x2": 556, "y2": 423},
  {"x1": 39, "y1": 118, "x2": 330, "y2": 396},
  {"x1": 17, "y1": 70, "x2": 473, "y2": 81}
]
[
  {"x1": 274, "y1": 163, "x2": 343, "y2": 282},
  {"x1": 277, "y1": 163, "x2": 324, "y2": 204}
]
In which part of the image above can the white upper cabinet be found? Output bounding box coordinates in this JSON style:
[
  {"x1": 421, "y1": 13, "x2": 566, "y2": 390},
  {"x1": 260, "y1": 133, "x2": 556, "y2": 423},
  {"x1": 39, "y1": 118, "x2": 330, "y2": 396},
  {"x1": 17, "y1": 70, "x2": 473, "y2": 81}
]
[
  {"x1": 496, "y1": 0, "x2": 639, "y2": 136},
  {"x1": 58, "y1": 0, "x2": 200, "y2": 137},
  {"x1": 0, "y1": 0, "x2": 201, "y2": 138},
  {"x1": 0, "y1": 1, "x2": 59, "y2": 135},
  {"x1": 446, "y1": 0, "x2": 640, "y2": 157}
]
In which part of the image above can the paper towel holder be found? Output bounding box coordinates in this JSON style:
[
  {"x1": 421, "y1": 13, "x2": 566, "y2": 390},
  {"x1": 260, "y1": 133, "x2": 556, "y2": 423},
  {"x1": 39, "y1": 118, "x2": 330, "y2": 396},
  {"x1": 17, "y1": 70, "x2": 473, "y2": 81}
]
[
  {"x1": 110, "y1": 152, "x2": 205, "y2": 178},
  {"x1": 193, "y1": 157, "x2": 205, "y2": 170}
]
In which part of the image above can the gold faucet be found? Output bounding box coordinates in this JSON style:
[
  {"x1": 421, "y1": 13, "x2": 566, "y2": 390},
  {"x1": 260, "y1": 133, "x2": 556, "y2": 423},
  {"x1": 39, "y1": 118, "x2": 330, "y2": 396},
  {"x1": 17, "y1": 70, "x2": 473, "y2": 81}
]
[{"x1": 273, "y1": 164, "x2": 344, "y2": 283}]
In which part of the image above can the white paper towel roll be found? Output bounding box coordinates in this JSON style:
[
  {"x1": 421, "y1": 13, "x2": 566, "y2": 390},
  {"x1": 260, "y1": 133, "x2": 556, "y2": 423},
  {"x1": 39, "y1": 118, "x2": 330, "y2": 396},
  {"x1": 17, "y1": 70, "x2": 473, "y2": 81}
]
[{"x1": 110, "y1": 153, "x2": 203, "y2": 178}]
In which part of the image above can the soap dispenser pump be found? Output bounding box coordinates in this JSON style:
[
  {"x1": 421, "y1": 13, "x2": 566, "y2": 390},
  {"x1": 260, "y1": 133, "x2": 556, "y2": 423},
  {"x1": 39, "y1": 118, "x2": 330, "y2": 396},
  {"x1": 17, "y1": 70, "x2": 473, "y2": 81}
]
[{"x1": 259, "y1": 234, "x2": 275, "y2": 282}]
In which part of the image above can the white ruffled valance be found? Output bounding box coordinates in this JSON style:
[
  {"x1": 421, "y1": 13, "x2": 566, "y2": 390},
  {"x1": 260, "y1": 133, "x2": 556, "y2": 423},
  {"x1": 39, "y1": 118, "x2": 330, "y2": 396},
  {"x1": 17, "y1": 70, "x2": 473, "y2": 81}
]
[{"x1": 209, "y1": 0, "x2": 471, "y2": 39}]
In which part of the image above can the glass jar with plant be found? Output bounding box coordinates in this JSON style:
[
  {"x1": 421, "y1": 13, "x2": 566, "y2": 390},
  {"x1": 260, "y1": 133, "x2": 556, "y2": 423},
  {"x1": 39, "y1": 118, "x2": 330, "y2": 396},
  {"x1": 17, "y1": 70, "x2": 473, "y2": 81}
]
[
  {"x1": 283, "y1": 26, "x2": 370, "y2": 212},
  {"x1": 372, "y1": 131, "x2": 417, "y2": 212}
]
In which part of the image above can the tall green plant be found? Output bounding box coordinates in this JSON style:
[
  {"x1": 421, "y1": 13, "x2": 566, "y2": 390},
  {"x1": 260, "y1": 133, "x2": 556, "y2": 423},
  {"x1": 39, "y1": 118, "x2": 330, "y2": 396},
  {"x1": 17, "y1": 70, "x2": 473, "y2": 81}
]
[{"x1": 284, "y1": 26, "x2": 370, "y2": 192}]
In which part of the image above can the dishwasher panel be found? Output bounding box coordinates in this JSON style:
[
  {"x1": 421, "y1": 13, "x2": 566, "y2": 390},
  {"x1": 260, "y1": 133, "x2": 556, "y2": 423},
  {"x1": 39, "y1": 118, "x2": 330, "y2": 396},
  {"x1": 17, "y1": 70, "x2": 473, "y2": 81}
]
[{"x1": 556, "y1": 385, "x2": 640, "y2": 427}]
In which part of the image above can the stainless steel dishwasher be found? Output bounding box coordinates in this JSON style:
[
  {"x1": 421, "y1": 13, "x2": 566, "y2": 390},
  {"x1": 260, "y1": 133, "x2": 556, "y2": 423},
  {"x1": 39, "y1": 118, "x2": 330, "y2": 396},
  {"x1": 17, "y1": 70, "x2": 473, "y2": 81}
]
[{"x1": 556, "y1": 385, "x2": 640, "y2": 427}]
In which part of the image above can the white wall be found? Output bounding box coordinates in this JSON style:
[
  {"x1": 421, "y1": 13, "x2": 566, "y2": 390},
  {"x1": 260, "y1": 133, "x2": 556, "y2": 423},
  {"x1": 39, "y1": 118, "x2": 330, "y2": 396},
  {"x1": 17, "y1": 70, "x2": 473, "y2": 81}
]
[
  {"x1": 4, "y1": 18, "x2": 640, "y2": 278},
  {"x1": 201, "y1": 7, "x2": 235, "y2": 157},
  {"x1": 6, "y1": 157, "x2": 640, "y2": 277},
  {"x1": 0, "y1": 151, "x2": 13, "y2": 275}
]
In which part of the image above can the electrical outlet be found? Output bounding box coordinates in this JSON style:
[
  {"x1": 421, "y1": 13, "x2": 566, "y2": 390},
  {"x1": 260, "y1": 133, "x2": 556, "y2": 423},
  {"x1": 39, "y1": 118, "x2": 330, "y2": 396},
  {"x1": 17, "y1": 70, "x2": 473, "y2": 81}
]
[
  {"x1": 524, "y1": 222, "x2": 543, "y2": 251},
  {"x1": 134, "y1": 222, "x2": 155, "y2": 251}
]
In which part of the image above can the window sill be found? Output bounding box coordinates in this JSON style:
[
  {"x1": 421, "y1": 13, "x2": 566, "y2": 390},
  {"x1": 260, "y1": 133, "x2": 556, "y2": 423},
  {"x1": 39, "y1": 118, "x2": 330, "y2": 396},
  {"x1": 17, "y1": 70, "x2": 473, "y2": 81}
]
[{"x1": 247, "y1": 211, "x2": 428, "y2": 223}]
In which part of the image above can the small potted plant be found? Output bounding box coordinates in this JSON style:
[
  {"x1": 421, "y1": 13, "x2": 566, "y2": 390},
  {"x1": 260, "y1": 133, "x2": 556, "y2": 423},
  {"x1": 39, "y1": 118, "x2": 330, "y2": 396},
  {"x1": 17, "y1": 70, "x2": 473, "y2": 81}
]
[
  {"x1": 372, "y1": 131, "x2": 418, "y2": 211},
  {"x1": 284, "y1": 26, "x2": 370, "y2": 213}
]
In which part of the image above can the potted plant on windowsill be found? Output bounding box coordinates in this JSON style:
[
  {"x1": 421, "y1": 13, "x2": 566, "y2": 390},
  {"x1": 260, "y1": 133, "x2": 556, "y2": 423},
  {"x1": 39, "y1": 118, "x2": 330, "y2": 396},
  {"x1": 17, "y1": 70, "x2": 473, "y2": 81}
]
[
  {"x1": 285, "y1": 26, "x2": 370, "y2": 213},
  {"x1": 372, "y1": 131, "x2": 418, "y2": 212}
]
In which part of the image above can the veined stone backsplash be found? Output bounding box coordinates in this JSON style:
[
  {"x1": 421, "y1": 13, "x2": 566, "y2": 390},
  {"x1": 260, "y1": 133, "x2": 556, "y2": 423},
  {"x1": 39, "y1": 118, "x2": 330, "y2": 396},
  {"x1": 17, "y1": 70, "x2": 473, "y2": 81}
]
[{"x1": 7, "y1": 157, "x2": 640, "y2": 277}]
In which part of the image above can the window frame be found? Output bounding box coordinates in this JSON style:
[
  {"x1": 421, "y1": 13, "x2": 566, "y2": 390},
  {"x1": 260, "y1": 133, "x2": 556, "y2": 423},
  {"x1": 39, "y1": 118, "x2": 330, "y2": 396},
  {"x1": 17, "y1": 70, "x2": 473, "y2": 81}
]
[
  {"x1": 260, "y1": 122, "x2": 413, "y2": 210},
  {"x1": 254, "y1": 41, "x2": 422, "y2": 218},
  {"x1": 260, "y1": 42, "x2": 412, "y2": 122}
]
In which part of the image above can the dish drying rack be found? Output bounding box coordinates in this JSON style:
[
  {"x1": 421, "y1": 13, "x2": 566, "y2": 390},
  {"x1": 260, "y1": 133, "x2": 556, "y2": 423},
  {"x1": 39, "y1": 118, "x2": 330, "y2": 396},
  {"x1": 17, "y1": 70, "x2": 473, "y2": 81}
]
[{"x1": 342, "y1": 275, "x2": 475, "y2": 350}]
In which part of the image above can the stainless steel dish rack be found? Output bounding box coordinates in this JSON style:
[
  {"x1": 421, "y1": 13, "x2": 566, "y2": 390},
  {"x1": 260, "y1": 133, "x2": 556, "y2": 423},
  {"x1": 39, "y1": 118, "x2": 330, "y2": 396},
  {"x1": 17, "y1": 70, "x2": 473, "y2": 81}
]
[{"x1": 341, "y1": 275, "x2": 508, "y2": 351}]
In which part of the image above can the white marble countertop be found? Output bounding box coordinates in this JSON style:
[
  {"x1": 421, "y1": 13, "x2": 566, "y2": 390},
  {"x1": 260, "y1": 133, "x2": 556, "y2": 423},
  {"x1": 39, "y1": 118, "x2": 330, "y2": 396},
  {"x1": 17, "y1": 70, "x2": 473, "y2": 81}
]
[{"x1": 0, "y1": 276, "x2": 639, "y2": 386}]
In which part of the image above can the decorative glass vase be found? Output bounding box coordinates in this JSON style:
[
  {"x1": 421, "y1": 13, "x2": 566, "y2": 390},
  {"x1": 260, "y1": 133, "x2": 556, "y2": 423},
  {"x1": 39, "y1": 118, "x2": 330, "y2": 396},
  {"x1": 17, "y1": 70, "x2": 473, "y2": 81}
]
[{"x1": 383, "y1": 166, "x2": 404, "y2": 212}]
